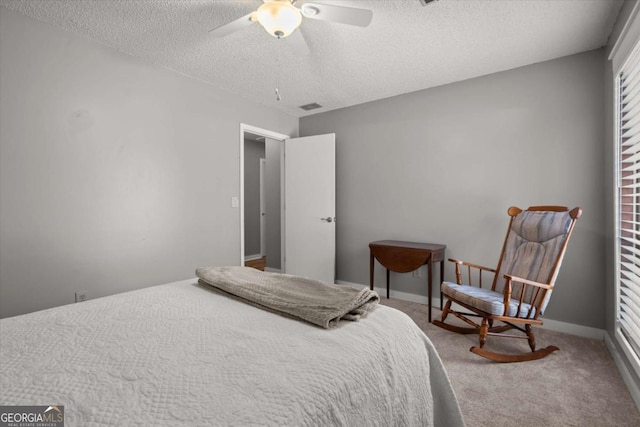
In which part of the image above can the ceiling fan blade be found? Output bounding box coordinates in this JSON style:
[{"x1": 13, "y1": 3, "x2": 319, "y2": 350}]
[
  {"x1": 209, "y1": 12, "x2": 255, "y2": 37},
  {"x1": 299, "y1": 2, "x2": 373, "y2": 27},
  {"x1": 285, "y1": 29, "x2": 310, "y2": 56}
]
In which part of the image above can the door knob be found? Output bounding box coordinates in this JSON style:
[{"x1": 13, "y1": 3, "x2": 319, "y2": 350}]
[{"x1": 321, "y1": 217, "x2": 336, "y2": 223}]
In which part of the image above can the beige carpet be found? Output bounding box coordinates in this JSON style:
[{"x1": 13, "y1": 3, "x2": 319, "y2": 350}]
[{"x1": 380, "y1": 298, "x2": 640, "y2": 427}]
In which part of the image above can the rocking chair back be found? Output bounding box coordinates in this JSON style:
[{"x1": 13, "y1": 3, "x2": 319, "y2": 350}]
[{"x1": 492, "y1": 206, "x2": 580, "y2": 319}]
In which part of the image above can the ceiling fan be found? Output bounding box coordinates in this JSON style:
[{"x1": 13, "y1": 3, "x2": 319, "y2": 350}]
[{"x1": 209, "y1": 0, "x2": 373, "y2": 51}]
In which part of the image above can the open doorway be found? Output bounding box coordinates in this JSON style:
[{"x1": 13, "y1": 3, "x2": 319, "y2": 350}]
[{"x1": 240, "y1": 124, "x2": 289, "y2": 272}]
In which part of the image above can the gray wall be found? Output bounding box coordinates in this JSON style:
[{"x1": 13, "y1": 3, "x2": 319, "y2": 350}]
[
  {"x1": 301, "y1": 49, "x2": 606, "y2": 329},
  {"x1": 244, "y1": 138, "x2": 265, "y2": 257},
  {"x1": 0, "y1": 8, "x2": 298, "y2": 318}
]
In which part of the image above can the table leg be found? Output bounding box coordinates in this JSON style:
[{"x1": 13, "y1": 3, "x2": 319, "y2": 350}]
[
  {"x1": 370, "y1": 251, "x2": 374, "y2": 291},
  {"x1": 386, "y1": 268, "x2": 390, "y2": 299},
  {"x1": 428, "y1": 257, "x2": 433, "y2": 322},
  {"x1": 440, "y1": 259, "x2": 444, "y2": 310}
]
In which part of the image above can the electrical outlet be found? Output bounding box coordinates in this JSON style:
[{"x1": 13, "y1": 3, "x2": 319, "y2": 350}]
[
  {"x1": 412, "y1": 269, "x2": 421, "y2": 278},
  {"x1": 75, "y1": 291, "x2": 88, "y2": 303}
]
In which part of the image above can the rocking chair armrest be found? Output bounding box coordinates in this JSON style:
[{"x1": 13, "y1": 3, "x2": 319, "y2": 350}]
[
  {"x1": 502, "y1": 274, "x2": 553, "y2": 291},
  {"x1": 448, "y1": 258, "x2": 497, "y2": 273},
  {"x1": 448, "y1": 258, "x2": 497, "y2": 286}
]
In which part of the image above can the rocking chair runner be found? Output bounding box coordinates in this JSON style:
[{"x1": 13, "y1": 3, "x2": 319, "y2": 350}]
[{"x1": 433, "y1": 206, "x2": 582, "y2": 362}]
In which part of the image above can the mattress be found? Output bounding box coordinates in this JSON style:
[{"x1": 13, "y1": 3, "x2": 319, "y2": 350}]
[{"x1": 0, "y1": 279, "x2": 465, "y2": 426}]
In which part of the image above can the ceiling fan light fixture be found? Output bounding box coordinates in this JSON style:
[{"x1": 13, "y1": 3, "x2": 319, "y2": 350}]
[{"x1": 256, "y1": 0, "x2": 302, "y2": 38}]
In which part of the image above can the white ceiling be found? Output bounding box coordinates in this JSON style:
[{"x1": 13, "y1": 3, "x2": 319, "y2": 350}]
[{"x1": 0, "y1": 0, "x2": 624, "y2": 117}]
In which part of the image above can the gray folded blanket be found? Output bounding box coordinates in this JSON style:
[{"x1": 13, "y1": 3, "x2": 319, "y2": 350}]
[{"x1": 196, "y1": 266, "x2": 379, "y2": 329}]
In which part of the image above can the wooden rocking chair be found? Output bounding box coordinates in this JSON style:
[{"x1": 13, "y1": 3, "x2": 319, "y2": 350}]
[{"x1": 433, "y1": 206, "x2": 582, "y2": 362}]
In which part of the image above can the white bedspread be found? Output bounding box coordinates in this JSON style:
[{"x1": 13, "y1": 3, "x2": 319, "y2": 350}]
[{"x1": 0, "y1": 279, "x2": 465, "y2": 426}]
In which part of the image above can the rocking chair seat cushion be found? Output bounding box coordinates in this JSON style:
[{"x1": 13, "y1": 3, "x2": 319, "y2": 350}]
[{"x1": 441, "y1": 282, "x2": 537, "y2": 318}]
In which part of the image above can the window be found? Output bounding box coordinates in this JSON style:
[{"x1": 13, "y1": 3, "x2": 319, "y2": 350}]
[{"x1": 616, "y1": 38, "x2": 640, "y2": 376}]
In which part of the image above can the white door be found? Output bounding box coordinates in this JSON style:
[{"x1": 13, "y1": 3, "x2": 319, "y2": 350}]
[{"x1": 284, "y1": 134, "x2": 336, "y2": 284}]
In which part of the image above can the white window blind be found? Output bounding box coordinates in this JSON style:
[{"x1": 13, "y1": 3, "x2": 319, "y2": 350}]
[{"x1": 617, "y1": 39, "x2": 640, "y2": 369}]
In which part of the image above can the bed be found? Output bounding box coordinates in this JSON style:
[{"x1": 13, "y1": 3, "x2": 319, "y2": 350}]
[{"x1": 0, "y1": 267, "x2": 465, "y2": 426}]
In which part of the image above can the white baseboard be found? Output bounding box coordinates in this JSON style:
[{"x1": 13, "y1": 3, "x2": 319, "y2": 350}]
[
  {"x1": 336, "y1": 280, "x2": 606, "y2": 340},
  {"x1": 264, "y1": 267, "x2": 281, "y2": 273},
  {"x1": 605, "y1": 332, "x2": 640, "y2": 412},
  {"x1": 541, "y1": 318, "x2": 605, "y2": 340},
  {"x1": 244, "y1": 254, "x2": 263, "y2": 261},
  {"x1": 337, "y1": 280, "x2": 433, "y2": 304}
]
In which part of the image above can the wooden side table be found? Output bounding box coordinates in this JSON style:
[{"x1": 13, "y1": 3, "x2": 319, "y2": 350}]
[{"x1": 369, "y1": 240, "x2": 446, "y2": 322}]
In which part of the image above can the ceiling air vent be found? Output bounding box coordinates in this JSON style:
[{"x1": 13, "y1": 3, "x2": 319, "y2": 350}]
[
  {"x1": 299, "y1": 103, "x2": 323, "y2": 111},
  {"x1": 418, "y1": 0, "x2": 438, "y2": 6}
]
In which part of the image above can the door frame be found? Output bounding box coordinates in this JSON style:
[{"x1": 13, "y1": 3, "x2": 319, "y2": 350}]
[
  {"x1": 239, "y1": 123, "x2": 290, "y2": 266},
  {"x1": 259, "y1": 158, "x2": 266, "y2": 257}
]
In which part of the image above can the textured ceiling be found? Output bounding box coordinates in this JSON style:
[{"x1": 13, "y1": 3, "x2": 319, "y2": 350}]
[{"x1": 0, "y1": 0, "x2": 624, "y2": 117}]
